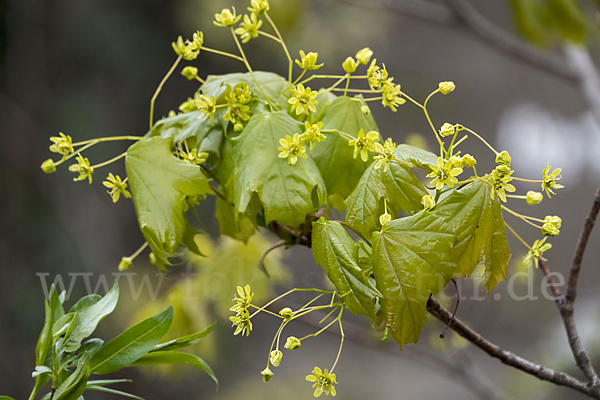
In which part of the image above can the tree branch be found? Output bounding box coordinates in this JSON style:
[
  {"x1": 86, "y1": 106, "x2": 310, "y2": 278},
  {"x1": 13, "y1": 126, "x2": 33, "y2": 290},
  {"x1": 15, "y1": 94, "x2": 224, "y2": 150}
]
[{"x1": 426, "y1": 296, "x2": 600, "y2": 398}]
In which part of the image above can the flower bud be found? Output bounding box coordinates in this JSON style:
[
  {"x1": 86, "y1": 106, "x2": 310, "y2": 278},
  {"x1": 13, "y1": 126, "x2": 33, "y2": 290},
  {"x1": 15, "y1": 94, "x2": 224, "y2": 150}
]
[
  {"x1": 118, "y1": 256, "x2": 133, "y2": 271},
  {"x1": 361, "y1": 105, "x2": 371, "y2": 115},
  {"x1": 449, "y1": 155, "x2": 463, "y2": 169},
  {"x1": 261, "y1": 367, "x2": 274, "y2": 382},
  {"x1": 495, "y1": 151, "x2": 511, "y2": 166},
  {"x1": 270, "y1": 350, "x2": 283, "y2": 367},
  {"x1": 462, "y1": 154, "x2": 476, "y2": 168},
  {"x1": 439, "y1": 123, "x2": 455, "y2": 137},
  {"x1": 214, "y1": 7, "x2": 241, "y2": 27},
  {"x1": 542, "y1": 223, "x2": 560, "y2": 237},
  {"x1": 284, "y1": 336, "x2": 301, "y2": 350},
  {"x1": 342, "y1": 57, "x2": 357, "y2": 74},
  {"x1": 41, "y1": 159, "x2": 56, "y2": 174},
  {"x1": 379, "y1": 212, "x2": 392, "y2": 226},
  {"x1": 181, "y1": 66, "x2": 199, "y2": 80},
  {"x1": 495, "y1": 165, "x2": 512, "y2": 177},
  {"x1": 355, "y1": 47, "x2": 373, "y2": 65},
  {"x1": 526, "y1": 191, "x2": 543, "y2": 205},
  {"x1": 439, "y1": 81, "x2": 455, "y2": 94},
  {"x1": 279, "y1": 307, "x2": 293, "y2": 320},
  {"x1": 544, "y1": 215, "x2": 562, "y2": 229},
  {"x1": 421, "y1": 195, "x2": 435, "y2": 210}
]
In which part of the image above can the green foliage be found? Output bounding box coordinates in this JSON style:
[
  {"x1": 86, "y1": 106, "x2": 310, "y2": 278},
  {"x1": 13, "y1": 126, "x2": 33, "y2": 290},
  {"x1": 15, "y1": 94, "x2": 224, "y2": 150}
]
[{"x1": 25, "y1": 283, "x2": 216, "y2": 400}]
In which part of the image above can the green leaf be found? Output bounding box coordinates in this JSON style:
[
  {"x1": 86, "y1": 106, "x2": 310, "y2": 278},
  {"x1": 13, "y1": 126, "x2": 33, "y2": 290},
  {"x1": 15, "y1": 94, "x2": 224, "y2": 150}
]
[
  {"x1": 60, "y1": 339, "x2": 104, "y2": 370},
  {"x1": 509, "y1": 0, "x2": 552, "y2": 45},
  {"x1": 393, "y1": 144, "x2": 438, "y2": 172},
  {"x1": 431, "y1": 180, "x2": 510, "y2": 294},
  {"x1": 36, "y1": 286, "x2": 63, "y2": 368},
  {"x1": 345, "y1": 162, "x2": 428, "y2": 238},
  {"x1": 69, "y1": 295, "x2": 101, "y2": 313},
  {"x1": 129, "y1": 351, "x2": 218, "y2": 389},
  {"x1": 215, "y1": 196, "x2": 256, "y2": 242},
  {"x1": 311, "y1": 96, "x2": 378, "y2": 210},
  {"x1": 126, "y1": 137, "x2": 212, "y2": 267},
  {"x1": 87, "y1": 385, "x2": 144, "y2": 400},
  {"x1": 547, "y1": 0, "x2": 586, "y2": 43},
  {"x1": 32, "y1": 366, "x2": 52, "y2": 378},
  {"x1": 149, "y1": 111, "x2": 224, "y2": 164},
  {"x1": 86, "y1": 379, "x2": 131, "y2": 387},
  {"x1": 372, "y1": 212, "x2": 456, "y2": 348},
  {"x1": 309, "y1": 90, "x2": 337, "y2": 123},
  {"x1": 151, "y1": 322, "x2": 215, "y2": 352},
  {"x1": 231, "y1": 111, "x2": 327, "y2": 227},
  {"x1": 202, "y1": 71, "x2": 289, "y2": 111},
  {"x1": 312, "y1": 218, "x2": 381, "y2": 319},
  {"x1": 89, "y1": 306, "x2": 173, "y2": 374},
  {"x1": 53, "y1": 356, "x2": 90, "y2": 400},
  {"x1": 63, "y1": 282, "x2": 119, "y2": 352},
  {"x1": 0, "y1": 396, "x2": 15, "y2": 400}
]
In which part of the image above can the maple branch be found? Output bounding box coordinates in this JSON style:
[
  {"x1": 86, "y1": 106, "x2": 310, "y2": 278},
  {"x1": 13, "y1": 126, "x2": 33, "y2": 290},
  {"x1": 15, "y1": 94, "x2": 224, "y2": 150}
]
[{"x1": 426, "y1": 297, "x2": 600, "y2": 398}]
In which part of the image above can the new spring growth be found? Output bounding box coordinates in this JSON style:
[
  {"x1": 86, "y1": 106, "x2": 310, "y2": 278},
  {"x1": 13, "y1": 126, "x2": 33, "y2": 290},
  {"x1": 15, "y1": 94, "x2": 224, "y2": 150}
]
[
  {"x1": 103, "y1": 173, "x2": 131, "y2": 203},
  {"x1": 461, "y1": 154, "x2": 477, "y2": 168},
  {"x1": 306, "y1": 367, "x2": 337, "y2": 397},
  {"x1": 373, "y1": 138, "x2": 396, "y2": 172},
  {"x1": 300, "y1": 121, "x2": 326, "y2": 150},
  {"x1": 278, "y1": 134, "x2": 307, "y2": 165},
  {"x1": 235, "y1": 13, "x2": 263, "y2": 43},
  {"x1": 214, "y1": 7, "x2": 241, "y2": 27},
  {"x1": 524, "y1": 238, "x2": 552, "y2": 268},
  {"x1": 279, "y1": 307, "x2": 294, "y2": 321},
  {"x1": 295, "y1": 51, "x2": 323, "y2": 70},
  {"x1": 542, "y1": 164, "x2": 564, "y2": 197},
  {"x1": 349, "y1": 130, "x2": 380, "y2": 162},
  {"x1": 542, "y1": 215, "x2": 561, "y2": 236},
  {"x1": 181, "y1": 66, "x2": 199, "y2": 80},
  {"x1": 367, "y1": 60, "x2": 388, "y2": 89},
  {"x1": 342, "y1": 57, "x2": 357, "y2": 74},
  {"x1": 439, "y1": 81, "x2": 455, "y2": 94},
  {"x1": 489, "y1": 166, "x2": 515, "y2": 202},
  {"x1": 284, "y1": 336, "x2": 302, "y2": 350},
  {"x1": 49, "y1": 132, "x2": 74, "y2": 159},
  {"x1": 118, "y1": 256, "x2": 133, "y2": 271},
  {"x1": 526, "y1": 191, "x2": 543, "y2": 205},
  {"x1": 355, "y1": 47, "x2": 373, "y2": 65},
  {"x1": 422, "y1": 195, "x2": 436, "y2": 210},
  {"x1": 381, "y1": 79, "x2": 405, "y2": 111},
  {"x1": 41, "y1": 159, "x2": 56, "y2": 174},
  {"x1": 439, "y1": 123, "x2": 455, "y2": 137},
  {"x1": 289, "y1": 84, "x2": 318, "y2": 115},
  {"x1": 248, "y1": 0, "x2": 270, "y2": 15},
  {"x1": 427, "y1": 157, "x2": 463, "y2": 190},
  {"x1": 270, "y1": 350, "x2": 283, "y2": 367},
  {"x1": 68, "y1": 154, "x2": 94, "y2": 183},
  {"x1": 172, "y1": 31, "x2": 203, "y2": 60},
  {"x1": 261, "y1": 367, "x2": 274, "y2": 383},
  {"x1": 495, "y1": 151, "x2": 511, "y2": 166}
]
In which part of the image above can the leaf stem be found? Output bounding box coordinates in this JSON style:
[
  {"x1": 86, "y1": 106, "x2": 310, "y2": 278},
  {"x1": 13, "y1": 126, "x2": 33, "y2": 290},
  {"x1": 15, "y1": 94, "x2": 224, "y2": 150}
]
[
  {"x1": 72, "y1": 136, "x2": 144, "y2": 147},
  {"x1": 503, "y1": 220, "x2": 532, "y2": 250},
  {"x1": 90, "y1": 151, "x2": 127, "y2": 169},
  {"x1": 200, "y1": 46, "x2": 244, "y2": 62},
  {"x1": 456, "y1": 125, "x2": 498, "y2": 155},
  {"x1": 150, "y1": 55, "x2": 182, "y2": 130},
  {"x1": 265, "y1": 12, "x2": 293, "y2": 84},
  {"x1": 501, "y1": 205, "x2": 542, "y2": 229},
  {"x1": 330, "y1": 308, "x2": 345, "y2": 372}
]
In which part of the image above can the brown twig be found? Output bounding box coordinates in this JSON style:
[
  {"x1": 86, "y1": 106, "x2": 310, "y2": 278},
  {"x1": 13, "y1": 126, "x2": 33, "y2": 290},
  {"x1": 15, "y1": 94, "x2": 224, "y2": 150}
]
[{"x1": 426, "y1": 296, "x2": 600, "y2": 398}]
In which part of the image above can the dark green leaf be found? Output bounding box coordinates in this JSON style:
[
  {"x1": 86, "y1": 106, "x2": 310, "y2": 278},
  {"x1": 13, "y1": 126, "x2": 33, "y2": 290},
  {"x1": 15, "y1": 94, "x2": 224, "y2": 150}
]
[
  {"x1": 126, "y1": 137, "x2": 212, "y2": 267},
  {"x1": 129, "y1": 351, "x2": 218, "y2": 389},
  {"x1": 345, "y1": 162, "x2": 428, "y2": 238},
  {"x1": 53, "y1": 356, "x2": 90, "y2": 400},
  {"x1": 547, "y1": 0, "x2": 586, "y2": 42},
  {"x1": 393, "y1": 144, "x2": 438, "y2": 172},
  {"x1": 202, "y1": 71, "x2": 289, "y2": 111},
  {"x1": 312, "y1": 218, "x2": 381, "y2": 319},
  {"x1": 151, "y1": 322, "x2": 215, "y2": 352},
  {"x1": 69, "y1": 295, "x2": 101, "y2": 313},
  {"x1": 86, "y1": 386, "x2": 144, "y2": 400},
  {"x1": 60, "y1": 339, "x2": 104, "y2": 370},
  {"x1": 311, "y1": 96, "x2": 378, "y2": 210},
  {"x1": 0, "y1": 396, "x2": 15, "y2": 400},
  {"x1": 372, "y1": 211, "x2": 456, "y2": 348},
  {"x1": 231, "y1": 111, "x2": 327, "y2": 227},
  {"x1": 64, "y1": 282, "x2": 119, "y2": 352},
  {"x1": 431, "y1": 180, "x2": 510, "y2": 293},
  {"x1": 89, "y1": 307, "x2": 173, "y2": 374}
]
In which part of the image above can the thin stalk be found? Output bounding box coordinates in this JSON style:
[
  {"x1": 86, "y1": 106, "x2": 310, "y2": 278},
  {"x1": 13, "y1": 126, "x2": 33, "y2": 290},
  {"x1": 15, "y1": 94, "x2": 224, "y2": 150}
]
[
  {"x1": 200, "y1": 46, "x2": 244, "y2": 62},
  {"x1": 128, "y1": 242, "x2": 149, "y2": 261},
  {"x1": 72, "y1": 136, "x2": 144, "y2": 146},
  {"x1": 330, "y1": 309, "x2": 345, "y2": 372},
  {"x1": 230, "y1": 28, "x2": 278, "y2": 110},
  {"x1": 150, "y1": 55, "x2": 182, "y2": 130},
  {"x1": 512, "y1": 177, "x2": 543, "y2": 183},
  {"x1": 501, "y1": 205, "x2": 543, "y2": 229},
  {"x1": 321, "y1": 129, "x2": 356, "y2": 141},
  {"x1": 265, "y1": 12, "x2": 293, "y2": 84},
  {"x1": 399, "y1": 91, "x2": 424, "y2": 109},
  {"x1": 457, "y1": 125, "x2": 498, "y2": 155},
  {"x1": 90, "y1": 151, "x2": 127, "y2": 169},
  {"x1": 503, "y1": 221, "x2": 532, "y2": 250},
  {"x1": 344, "y1": 73, "x2": 351, "y2": 96},
  {"x1": 257, "y1": 30, "x2": 281, "y2": 42},
  {"x1": 54, "y1": 142, "x2": 96, "y2": 167}
]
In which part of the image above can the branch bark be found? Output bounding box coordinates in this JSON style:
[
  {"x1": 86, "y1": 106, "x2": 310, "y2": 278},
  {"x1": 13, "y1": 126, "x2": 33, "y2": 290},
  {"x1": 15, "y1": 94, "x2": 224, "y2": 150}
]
[{"x1": 426, "y1": 297, "x2": 600, "y2": 398}]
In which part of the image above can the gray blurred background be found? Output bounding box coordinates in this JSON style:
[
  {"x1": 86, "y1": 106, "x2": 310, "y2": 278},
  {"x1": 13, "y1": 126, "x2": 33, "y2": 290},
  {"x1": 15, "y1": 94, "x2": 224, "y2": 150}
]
[{"x1": 2, "y1": 0, "x2": 600, "y2": 399}]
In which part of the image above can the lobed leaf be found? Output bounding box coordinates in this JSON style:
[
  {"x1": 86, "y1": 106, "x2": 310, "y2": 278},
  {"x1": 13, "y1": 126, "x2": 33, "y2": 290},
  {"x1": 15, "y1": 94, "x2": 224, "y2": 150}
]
[
  {"x1": 372, "y1": 212, "x2": 456, "y2": 348},
  {"x1": 231, "y1": 111, "x2": 327, "y2": 227},
  {"x1": 345, "y1": 162, "x2": 428, "y2": 238},
  {"x1": 311, "y1": 96, "x2": 378, "y2": 210},
  {"x1": 431, "y1": 180, "x2": 510, "y2": 293},
  {"x1": 125, "y1": 137, "x2": 212, "y2": 268},
  {"x1": 393, "y1": 144, "x2": 438, "y2": 172},
  {"x1": 312, "y1": 218, "x2": 381, "y2": 319}
]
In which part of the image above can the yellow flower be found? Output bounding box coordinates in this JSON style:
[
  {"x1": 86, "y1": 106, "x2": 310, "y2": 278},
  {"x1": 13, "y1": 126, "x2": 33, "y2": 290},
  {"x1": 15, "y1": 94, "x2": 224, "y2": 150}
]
[
  {"x1": 421, "y1": 195, "x2": 435, "y2": 210},
  {"x1": 103, "y1": 173, "x2": 131, "y2": 203},
  {"x1": 288, "y1": 84, "x2": 318, "y2": 115},
  {"x1": 355, "y1": 47, "x2": 373, "y2": 65},
  {"x1": 426, "y1": 157, "x2": 463, "y2": 190},
  {"x1": 300, "y1": 121, "x2": 326, "y2": 149},
  {"x1": 439, "y1": 81, "x2": 455, "y2": 94},
  {"x1": 234, "y1": 14, "x2": 263, "y2": 43},
  {"x1": 278, "y1": 134, "x2": 308, "y2": 165},
  {"x1": 373, "y1": 138, "x2": 396, "y2": 172},
  {"x1": 342, "y1": 57, "x2": 357, "y2": 73},
  {"x1": 306, "y1": 367, "x2": 337, "y2": 397},
  {"x1": 295, "y1": 50, "x2": 323, "y2": 70},
  {"x1": 526, "y1": 191, "x2": 543, "y2": 205},
  {"x1": 248, "y1": 0, "x2": 269, "y2": 15},
  {"x1": 523, "y1": 237, "x2": 552, "y2": 268},
  {"x1": 49, "y1": 132, "x2": 74, "y2": 158},
  {"x1": 214, "y1": 7, "x2": 241, "y2": 27},
  {"x1": 541, "y1": 164, "x2": 564, "y2": 197},
  {"x1": 349, "y1": 129, "x2": 379, "y2": 162},
  {"x1": 439, "y1": 123, "x2": 455, "y2": 137},
  {"x1": 68, "y1": 154, "x2": 94, "y2": 184}
]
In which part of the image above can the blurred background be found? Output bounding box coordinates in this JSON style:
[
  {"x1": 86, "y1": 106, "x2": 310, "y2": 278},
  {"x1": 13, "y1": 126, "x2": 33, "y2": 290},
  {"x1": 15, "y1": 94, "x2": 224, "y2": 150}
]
[{"x1": 2, "y1": 0, "x2": 600, "y2": 399}]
